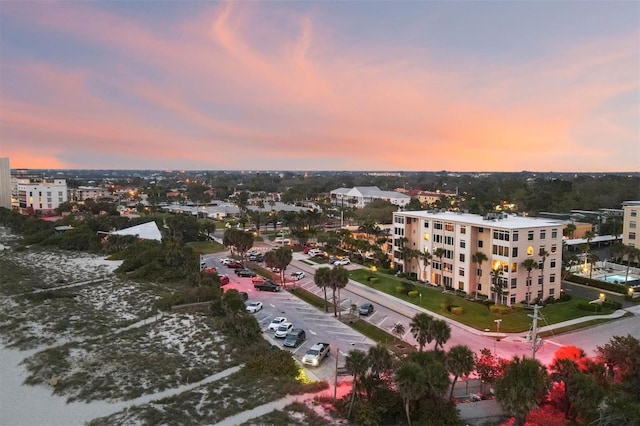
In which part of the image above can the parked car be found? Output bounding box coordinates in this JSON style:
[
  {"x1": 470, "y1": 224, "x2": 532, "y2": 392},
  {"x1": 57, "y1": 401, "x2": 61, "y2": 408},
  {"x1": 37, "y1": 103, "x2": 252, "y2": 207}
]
[
  {"x1": 239, "y1": 291, "x2": 249, "y2": 300},
  {"x1": 251, "y1": 275, "x2": 265, "y2": 284},
  {"x1": 245, "y1": 301, "x2": 263, "y2": 313},
  {"x1": 220, "y1": 258, "x2": 233, "y2": 265},
  {"x1": 333, "y1": 258, "x2": 351, "y2": 265},
  {"x1": 254, "y1": 280, "x2": 281, "y2": 292},
  {"x1": 235, "y1": 268, "x2": 257, "y2": 277},
  {"x1": 218, "y1": 274, "x2": 230, "y2": 285},
  {"x1": 283, "y1": 329, "x2": 306, "y2": 347},
  {"x1": 290, "y1": 271, "x2": 305, "y2": 281},
  {"x1": 302, "y1": 342, "x2": 331, "y2": 366},
  {"x1": 359, "y1": 303, "x2": 374, "y2": 316},
  {"x1": 303, "y1": 246, "x2": 316, "y2": 254},
  {"x1": 307, "y1": 249, "x2": 323, "y2": 257},
  {"x1": 274, "y1": 322, "x2": 294, "y2": 338},
  {"x1": 202, "y1": 266, "x2": 218, "y2": 274},
  {"x1": 226, "y1": 261, "x2": 244, "y2": 269},
  {"x1": 267, "y1": 316, "x2": 287, "y2": 332},
  {"x1": 248, "y1": 253, "x2": 264, "y2": 262}
]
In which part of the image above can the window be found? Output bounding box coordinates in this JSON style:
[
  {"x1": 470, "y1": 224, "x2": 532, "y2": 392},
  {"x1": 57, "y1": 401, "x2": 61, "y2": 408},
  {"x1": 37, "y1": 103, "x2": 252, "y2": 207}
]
[
  {"x1": 445, "y1": 223, "x2": 454, "y2": 232},
  {"x1": 443, "y1": 276, "x2": 453, "y2": 287},
  {"x1": 444, "y1": 249, "x2": 454, "y2": 259},
  {"x1": 538, "y1": 275, "x2": 543, "y2": 285},
  {"x1": 550, "y1": 259, "x2": 556, "y2": 268},
  {"x1": 493, "y1": 230, "x2": 510, "y2": 241},
  {"x1": 631, "y1": 210, "x2": 637, "y2": 217},
  {"x1": 511, "y1": 262, "x2": 517, "y2": 273},
  {"x1": 460, "y1": 240, "x2": 466, "y2": 248},
  {"x1": 477, "y1": 283, "x2": 482, "y2": 290},
  {"x1": 459, "y1": 253, "x2": 465, "y2": 262},
  {"x1": 479, "y1": 227, "x2": 484, "y2": 233},
  {"x1": 511, "y1": 278, "x2": 517, "y2": 289},
  {"x1": 458, "y1": 281, "x2": 464, "y2": 290},
  {"x1": 540, "y1": 230, "x2": 546, "y2": 239},
  {"x1": 631, "y1": 221, "x2": 636, "y2": 229},
  {"x1": 510, "y1": 295, "x2": 516, "y2": 305},
  {"x1": 434, "y1": 234, "x2": 442, "y2": 243},
  {"x1": 630, "y1": 232, "x2": 636, "y2": 240},
  {"x1": 423, "y1": 222, "x2": 429, "y2": 228},
  {"x1": 434, "y1": 221, "x2": 443, "y2": 230},
  {"x1": 459, "y1": 268, "x2": 465, "y2": 277},
  {"x1": 461, "y1": 226, "x2": 466, "y2": 234},
  {"x1": 478, "y1": 268, "x2": 483, "y2": 277},
  {"x1": 526, "y1": 277, "x2": 532, "y2": 287},
  {"x1": 550, "y1": 288, "x2": 555, "y2": 296},
  {"x1": 445, "y1": 236, "x2": 454, "y2": 245},
  {"x1": 394, "y1": 227, "x2": 404, "y2": 236},
  {"x1": 492, "y1": 245, "x2": 509, "y2": 256},
  {"x1": 526, "y1": 292, "x2": 531, "y2": 302},
  {"x1": 551, "y1": 245, "x2": 557, "y2": 253},
  {"x1": 528, "y1": 231, "x2": 534, "y2": 241},
  {"x1": 552, "y1": 229, "x2": 558, "y2": 238},
  {"x1": 550, "y1": 274, "x2": 556, "y2": 283},
  {"x1": 433, "y1": 261, "x2": 441, "y2": 270},
  {"x1": 423, "y1": 232, "x2": 430, "y2": 241},
  {"x1": 512, "y1": 247, "x2": 518, "y2": 257},
  {"x1": 537, "y1": 290, "x2": 543, "y2": 299},
  {"x1": 527, "y1": 246, "x2": 534, "y2": 255},
  {"x1": 478, "y1": 240, "x2": 484, "y2": 248},
  {"x1": 513, "y1": 231, "x2": 518, "y2": 242}
]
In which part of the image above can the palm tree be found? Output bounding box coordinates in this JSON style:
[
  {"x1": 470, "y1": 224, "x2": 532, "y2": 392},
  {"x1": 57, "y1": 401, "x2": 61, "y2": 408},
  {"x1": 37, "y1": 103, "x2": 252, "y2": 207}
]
[
  {"x1": 314, "y1": 267, "x2": 332, "y2": 313},
  {"x1": 446, "y1": 345, "x2": 475, "y2": 401},
  {"x1": 623, "y1": 246, "x2": 640, "y2": 284},
  {"x1": 432, "y1": 319, "x2": 451, "y2": 350},
  {"x1": 550, "y1": 357, "x2": 579, "y2": 418},
  {"x1": 410, "y1": 312, "x2": 433, "y2": 352},
  {"x1": 331, "y1": 265, "x2": 350, "y2": 319},
  {"x1": 419, "y1": 248, "x2": 432, "y2": 283},
  {"x1": 490, "y1": 267, "x2": 505, "y2": 305},
  {"x1": 433, "y1": 247, "x2": 446, "y2": 287},
  {"x1": 495, "y1": 356, "x2": 551, "y2": 426},
  {"x1": 471, "y1": 251, "x2": 488, "y2": 300},
  {"x1": 588, "y1": 253, "x2": 600, "y2": 279},
  {"x1": 395, "y1": 361, "x2": 426, "y2": 426},
  {"x1": 391, "y1": 322, "x2": 406, "y2": 341},
  {"x1": 368, "y1": 344, "x2": 393, "y2": 379},
  {"x1": 345, "y1": 349, "x2": 369, "y2": 418},
  {"x1": 520, "y1": 258, "x2": 539, "y2": 305},
  {"x1": 564, "y1": 223, "x2": 576, "y2": 239},
  {"x1": 538, "y1": 248, "x2": 550, "y2": 302}
]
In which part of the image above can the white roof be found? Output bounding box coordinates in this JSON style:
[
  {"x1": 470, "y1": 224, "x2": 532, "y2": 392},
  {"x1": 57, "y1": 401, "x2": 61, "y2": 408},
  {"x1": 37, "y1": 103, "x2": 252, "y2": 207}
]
[
  {"x1": 398, "y1": 210, "x2": 564, "y2": 230},
  {"x1": 110, "y1": 221, "x2": 162, "y2": 241}
]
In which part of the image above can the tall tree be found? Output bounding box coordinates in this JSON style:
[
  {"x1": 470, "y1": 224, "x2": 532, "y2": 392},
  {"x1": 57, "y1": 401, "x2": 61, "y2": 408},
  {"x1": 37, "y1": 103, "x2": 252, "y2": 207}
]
[
  {"x1": 264, "y1": 246, "x2": 293, "y2": 285},
  {"x1": 395, "y1": 361, "x2": 426, "y2": 426},
  {"x1": 446, "y1": 345, "x2": 475, "y2": 401},
  {"x1": 471, "y1": 251, "x2": 488, "y2": 300},
  {"x1": 521, "y1": 258, "x2": 539, "y2": 305},
  {"x1": 331, "y1": 265, "x2": 350, "y2": 319},
  {"x1": 345, "y1": 349, "x2": 369, "y2": 419},
  {"x1": 433, "y1": 247, "x2": 446, "y2": 287},
  {"x1": 432, "y1": 319, "x2": 452, "y2": 351},
  {"x1": 496, "y1": 356, "x2": 551, "y2": 426},
  {"x1": 410, "y1": 313, "x2": 433, "y2": 352},
  {"x1": 491, "y1": 266, "x2": 505, "y2": 305},
  {"x1": 314, "y1": 266, "x2": 332, "y2": 313},
  {"x1": 419, "y1": 248, "x2": 432, "y2": 283}
]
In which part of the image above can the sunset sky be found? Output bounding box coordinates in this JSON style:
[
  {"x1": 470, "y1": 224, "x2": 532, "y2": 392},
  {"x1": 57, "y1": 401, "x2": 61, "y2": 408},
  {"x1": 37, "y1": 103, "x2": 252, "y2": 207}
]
[{"x1": 1, "y1": 1, "x2": 638, "y2": 172}]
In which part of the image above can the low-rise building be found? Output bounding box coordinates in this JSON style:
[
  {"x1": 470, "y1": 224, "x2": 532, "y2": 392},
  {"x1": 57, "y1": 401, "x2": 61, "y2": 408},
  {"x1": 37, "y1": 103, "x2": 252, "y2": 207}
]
[
  {"x1": 330, "y1": 186, "x2": 410, "y2": 208},
  {"x1": 17, "y1": 178, "x2": 68, "y2": 215},
  {"x1": 622, "y1": 201, "x2": 640, "y2": 249},
  {"x1": 392, "y1": 210, "x2": 563, "y2": 306}
]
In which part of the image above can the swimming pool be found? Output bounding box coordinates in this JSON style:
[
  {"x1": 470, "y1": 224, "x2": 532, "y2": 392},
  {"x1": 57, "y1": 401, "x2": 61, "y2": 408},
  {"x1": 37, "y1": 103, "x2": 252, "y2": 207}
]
[{"x1": 601, "y1": 274, "x2": 637, "y2": 283}]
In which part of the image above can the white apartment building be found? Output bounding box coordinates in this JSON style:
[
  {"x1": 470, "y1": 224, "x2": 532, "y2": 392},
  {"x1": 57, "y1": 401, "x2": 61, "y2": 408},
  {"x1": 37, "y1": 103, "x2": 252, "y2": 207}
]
[
  {"x1": 621, "y1": 201, "x2": 640, "y2": 249},
  {"x1": 70, "y1": 186, "x2": 112, "y2": 202},
  {"x1": 17, "y1": 178, "x2": 68, "y2": 214},
  {"x1": 330, "y1": 186, "x2": 411, "y2": 208},
  {"x1": 392, "y1": 210, "x2": 563, "y2": 306}
]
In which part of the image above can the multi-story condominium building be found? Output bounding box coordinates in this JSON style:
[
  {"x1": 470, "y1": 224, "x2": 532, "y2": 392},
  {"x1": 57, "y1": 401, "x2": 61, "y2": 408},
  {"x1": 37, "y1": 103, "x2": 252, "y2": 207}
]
[
  {"x1": 0, "y1": 158, "x2": 11, "y2": 209},
  {"x1": 392, "y1": 210, "x2": 563, "y2": 306},
  {"x1": 17, "y1": 178, "x2": 68, "y2": 214},
  {"x1": 621, "y1": 201, "x2": 640, "y2": 249},
  {"x1": 70, "y1": 186, "x2": 112, "y2": 202},
  {"x1": 330, "y1": 186, "x2": 411, "y2": 208}
]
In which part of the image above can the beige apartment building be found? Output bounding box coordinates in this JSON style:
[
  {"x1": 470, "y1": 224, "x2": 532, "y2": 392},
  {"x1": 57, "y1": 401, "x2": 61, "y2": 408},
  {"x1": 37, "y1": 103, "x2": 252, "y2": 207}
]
[
  {"x1": 621, "y1": 201, "x2": 639, "y2": 249},
  {"x1": 392, "y1": 210, "x2": 563, "y2": 306}
]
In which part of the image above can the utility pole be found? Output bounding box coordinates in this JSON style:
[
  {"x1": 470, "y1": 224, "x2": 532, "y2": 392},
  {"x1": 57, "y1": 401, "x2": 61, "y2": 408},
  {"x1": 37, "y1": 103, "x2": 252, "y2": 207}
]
[
  {"x1": 528, "y1": 305, "x2": 543, "y2": 359},
  {"x1": 334, "y1": 348, "x2": 339, "y2": 400}
]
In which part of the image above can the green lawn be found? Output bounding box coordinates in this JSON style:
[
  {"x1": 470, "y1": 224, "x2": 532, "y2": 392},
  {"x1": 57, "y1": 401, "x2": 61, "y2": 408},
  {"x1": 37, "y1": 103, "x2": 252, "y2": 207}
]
[
  {"x1": 186, "y1": 241, "x2": 226, "y2": 254},
  {"x1": 348, "y1": 269, "x2": 616, "y2": 333}
]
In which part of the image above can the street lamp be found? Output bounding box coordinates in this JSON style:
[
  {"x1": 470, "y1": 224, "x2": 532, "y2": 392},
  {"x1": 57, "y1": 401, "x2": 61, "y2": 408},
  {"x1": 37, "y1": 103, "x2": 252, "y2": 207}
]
[{"x1": 419, "y1": 292, "x2": 422, "y2": 306}]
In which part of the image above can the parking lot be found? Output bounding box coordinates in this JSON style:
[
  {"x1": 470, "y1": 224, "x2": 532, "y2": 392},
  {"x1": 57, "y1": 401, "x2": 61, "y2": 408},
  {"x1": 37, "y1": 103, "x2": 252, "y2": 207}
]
[{"x1": 202, "y1": 253, "x2": 376, "y2": 381}]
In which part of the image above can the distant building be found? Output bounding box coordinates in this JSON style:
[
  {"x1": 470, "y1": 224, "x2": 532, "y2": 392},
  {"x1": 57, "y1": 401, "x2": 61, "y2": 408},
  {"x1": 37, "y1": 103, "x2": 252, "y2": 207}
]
[
  {"x1": 392, "y1": 210, "x2": 563, "y2": 305},
  {"x1": 17, "y1": 178, "x2": 68, "y2": 215},
  {"x1": 330, "y1": 186, "x2": 410, "y2": 208},
  {"x1": 70, "y1": 186, "x2": 112, "y2": 202},
  {"x1": 622, "y1": 201, "x2": 640, "y2": 249},
  {"x1": 0, "y1": 158, "x2": 11, "y2": 209}
]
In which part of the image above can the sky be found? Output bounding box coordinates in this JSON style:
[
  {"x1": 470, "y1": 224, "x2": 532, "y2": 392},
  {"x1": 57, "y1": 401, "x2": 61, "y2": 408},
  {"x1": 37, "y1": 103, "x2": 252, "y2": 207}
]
[{"x1": 0, "y1": 0, "x2": 638, "y2": 172}]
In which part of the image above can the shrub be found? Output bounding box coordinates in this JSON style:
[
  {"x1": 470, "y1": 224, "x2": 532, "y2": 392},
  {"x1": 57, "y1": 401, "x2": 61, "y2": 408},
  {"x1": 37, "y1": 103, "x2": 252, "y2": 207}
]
[
  {"x1": 408, "y1": 290, "x2": 419, "y2": 298},
  {"x1": 395, "y1": 285, "x2": 405, "y2": 294},
  {"x1": 557, "y1": 292, "x2": 572, "y2": 302},
  {"x1": 603, "y1": 300, "x2": 622, "y2": 310},
  {"x1": 450, "y1": 306, "x2": 463, "y2": 315},
  {"x1": 489, "y1": 304, "x2": 513, "y2": 315},
  {"x1": 576, "y1": 303, "x2": 601, "y2": 313}
]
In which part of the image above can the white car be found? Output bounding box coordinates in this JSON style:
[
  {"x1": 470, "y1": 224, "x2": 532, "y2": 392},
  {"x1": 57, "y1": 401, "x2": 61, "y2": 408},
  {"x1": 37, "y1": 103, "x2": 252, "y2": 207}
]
[
  {"x1": 245, "y1": 301, "x2": 263, "y2": 313},
  {"x1": 290, "y1": 271, "x2": 305, "y2": 281},
  {"x1": 307, "y1": 249, "x2": 323, "y2": 257},
  {"x1": 274, "y1": 322, "x2": 294, "y2": 338},
  {"x1": 220, "y1": 258, "x2": 233, "y2": 265},
  {"x1": 267, "y1": 317, "x2": 288, "y2": 332},
  {"x1": 334, "y1": 258, "x2": 351, "y2": 265}
]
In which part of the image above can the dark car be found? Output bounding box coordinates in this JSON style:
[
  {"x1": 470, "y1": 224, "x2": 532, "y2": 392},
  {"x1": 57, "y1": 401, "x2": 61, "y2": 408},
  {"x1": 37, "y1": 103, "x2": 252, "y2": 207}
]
[
  {"x1": 248, "y1": 253, "x2": 264, "y2": 262},
  {"x1": 283, "y1": 329, "x2": 306, "y2": 347},
  {"x1": 226, "y1": 261, "x2": 244, "y2": 269},
  {"x1": 235, "y1": 268, "x2": 257, "y2": 277},
  {"x1": 254, "y1": 280, "x2": 281, "y2": 292},
  {"x1": 359, "y1": 303, "x2": 374, "y2": 316},
  {"x1": 239, "y1": 291, "x2": 249, "y2": 300}
]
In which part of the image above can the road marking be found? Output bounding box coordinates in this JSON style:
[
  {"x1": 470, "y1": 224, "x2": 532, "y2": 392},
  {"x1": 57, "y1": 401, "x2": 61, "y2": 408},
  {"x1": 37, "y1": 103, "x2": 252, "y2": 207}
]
[
  {"x1": 544, "y1": 339, "x2": 564, "y2": 347},
  {"x1": 377, "y1": 316, "x2": 388, "y2": 327},
  {"x1": 309, "y1": 329, "x2": 317, "y2": 335},
  {"x1": 269, "y1": 303, "x2": 275, "y2": 308}
]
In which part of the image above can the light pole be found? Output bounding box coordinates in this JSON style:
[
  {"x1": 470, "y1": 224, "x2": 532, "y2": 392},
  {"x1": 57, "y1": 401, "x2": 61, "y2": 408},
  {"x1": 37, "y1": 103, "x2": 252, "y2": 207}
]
[
  {"x1": 419, "y1": 292, "x2": 422, "y2": 306},
  {"x1": 493, "y1": 319, "x2": 502, "y2": 354}
]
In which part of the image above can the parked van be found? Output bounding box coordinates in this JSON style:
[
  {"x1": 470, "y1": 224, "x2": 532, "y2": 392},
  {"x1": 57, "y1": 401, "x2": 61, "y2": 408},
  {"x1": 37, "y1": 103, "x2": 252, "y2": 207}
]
[{"x1": 283, "y1": 329, "x2": 306, "y2": 347}]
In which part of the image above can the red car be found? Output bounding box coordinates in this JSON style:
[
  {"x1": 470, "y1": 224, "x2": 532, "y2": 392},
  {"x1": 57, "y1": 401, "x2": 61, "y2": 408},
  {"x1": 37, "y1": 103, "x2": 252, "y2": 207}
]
[
  {"x1": 219, "y1": 274, "x2": 230, "y2": 285},
  {"x1": 202, "y1": 267, "x2": 217, "y2": 274},
  {"x1": 251, "y1": 276, "x2": 265, "y2": 284},
  {"x1": 226, "y1": 261, "x2": 244, "y2": 269}
]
